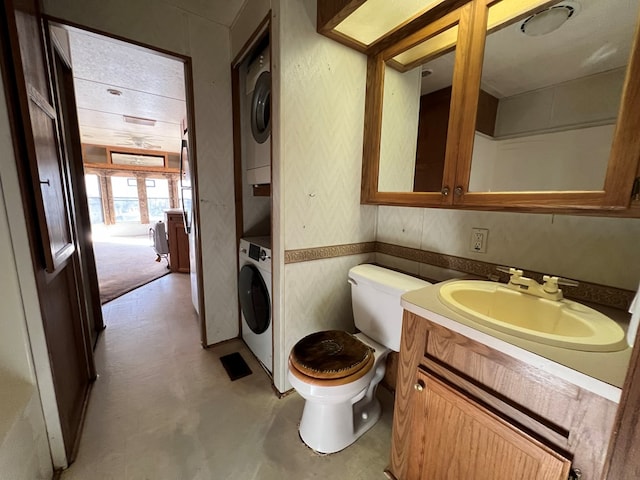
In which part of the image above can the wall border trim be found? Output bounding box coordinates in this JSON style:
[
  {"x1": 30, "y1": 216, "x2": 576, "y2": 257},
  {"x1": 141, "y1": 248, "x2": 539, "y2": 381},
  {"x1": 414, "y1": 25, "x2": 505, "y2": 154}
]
[
  {"x1": 284, "y1": 242, "x2": 376, "y2": 264},
  {"x1": 284, "y1": 241, "x2": 634, "y2": 310}
]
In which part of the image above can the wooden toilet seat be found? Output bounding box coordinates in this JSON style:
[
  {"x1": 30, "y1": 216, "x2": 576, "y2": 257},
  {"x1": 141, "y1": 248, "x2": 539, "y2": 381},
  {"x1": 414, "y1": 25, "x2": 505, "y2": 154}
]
[{"x1": 289, "y1": 330, "x2": 375, "y2": 386}]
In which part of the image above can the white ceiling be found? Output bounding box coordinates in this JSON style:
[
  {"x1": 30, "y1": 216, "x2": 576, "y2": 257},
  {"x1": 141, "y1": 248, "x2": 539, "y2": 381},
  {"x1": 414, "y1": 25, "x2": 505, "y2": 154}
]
[
  {"x1": 66, "y1": 0, "x2": 248, "y2": 154},
  {"x1": 68, "y1": 29, "x2": 187, "y2": 153},
  {"x1": 418, "y1": 0, "x2": 639, "y2": 97}
]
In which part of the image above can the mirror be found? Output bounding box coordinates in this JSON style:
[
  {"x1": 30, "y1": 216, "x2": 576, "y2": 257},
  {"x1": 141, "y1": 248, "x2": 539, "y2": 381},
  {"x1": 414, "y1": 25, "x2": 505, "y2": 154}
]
[
  {"x1": 378, "y1": 24, "x2": 458, "y2": 193},
  {"x1": 469, "y1": 0, "x2": 638, "y2": 193},
  {"x1": 368, "y1": 0, "x2": 640, "y2": 208}
]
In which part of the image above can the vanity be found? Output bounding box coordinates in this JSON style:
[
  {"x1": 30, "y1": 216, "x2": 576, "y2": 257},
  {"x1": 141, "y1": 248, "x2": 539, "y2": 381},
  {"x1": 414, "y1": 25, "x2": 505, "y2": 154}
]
[
  {"x1": 316, "y1": 0, "x2": 640, "y2": 477},
  {"x1": 386, "y1": 277, "x2": 630, "y2": 480}
]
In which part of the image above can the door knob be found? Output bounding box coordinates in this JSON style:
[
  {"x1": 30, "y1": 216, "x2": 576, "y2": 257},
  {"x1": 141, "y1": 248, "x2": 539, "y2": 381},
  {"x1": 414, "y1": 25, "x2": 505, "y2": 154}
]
[
  {"x1": 454, "y1": 186, "x2": 464, "y2": 196},
  {"x1": 441, "y1": 186, "x2": 450, "y2": 196},
  {"x1": 414, "y1": 381, "x2": 425, "y2": 392}
]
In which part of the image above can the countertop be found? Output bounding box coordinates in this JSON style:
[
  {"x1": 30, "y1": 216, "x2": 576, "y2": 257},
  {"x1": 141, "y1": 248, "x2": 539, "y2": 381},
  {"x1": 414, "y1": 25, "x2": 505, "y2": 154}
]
[{"x1": 402, "y1": 281, "x2": 632, "y2": 402}]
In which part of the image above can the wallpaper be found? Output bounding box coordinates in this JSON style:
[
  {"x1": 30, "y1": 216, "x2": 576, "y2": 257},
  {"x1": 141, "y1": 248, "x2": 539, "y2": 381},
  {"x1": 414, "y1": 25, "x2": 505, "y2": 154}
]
[
  {"x1": 377, "y1": 206, "x2": 640, "y2": 291},
  {"x1": 274, "y1": 0, "x2": 378, "y2": 391},
  {"x1": 279, "y1": 0, "x2": 376, "y2": 251}
]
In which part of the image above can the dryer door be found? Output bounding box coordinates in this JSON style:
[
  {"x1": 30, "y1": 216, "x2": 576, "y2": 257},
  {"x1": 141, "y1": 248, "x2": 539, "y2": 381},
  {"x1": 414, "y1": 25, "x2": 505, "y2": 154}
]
[
  {"x1": 238, "y1": 264, "x2": 271, "y2": 334},
  {"x1": 251, "y1": 71, "x2": 271, "y2": 144}
]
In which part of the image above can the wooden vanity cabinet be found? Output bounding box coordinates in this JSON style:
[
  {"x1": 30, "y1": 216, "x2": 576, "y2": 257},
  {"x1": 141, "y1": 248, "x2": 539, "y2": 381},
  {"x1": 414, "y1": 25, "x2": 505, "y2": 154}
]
[
  {"x1": 388, "y1": 311, "x2": 618, "y2": 480},
  {"x1": 166, "y1": 212, "x2": 190, "y2": 273}
]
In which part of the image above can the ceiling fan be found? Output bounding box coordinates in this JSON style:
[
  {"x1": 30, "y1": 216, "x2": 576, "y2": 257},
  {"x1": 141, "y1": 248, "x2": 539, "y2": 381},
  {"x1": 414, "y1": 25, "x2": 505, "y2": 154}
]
[{"x1": 113, "y1": 133, "x2": 163, "y2": 150}]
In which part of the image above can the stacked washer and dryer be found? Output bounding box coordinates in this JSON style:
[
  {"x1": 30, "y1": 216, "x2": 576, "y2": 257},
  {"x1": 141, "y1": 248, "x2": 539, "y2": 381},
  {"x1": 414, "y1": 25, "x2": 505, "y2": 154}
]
[{"x1": 239, "y1": 42, "x2": 272, "y2": 374}]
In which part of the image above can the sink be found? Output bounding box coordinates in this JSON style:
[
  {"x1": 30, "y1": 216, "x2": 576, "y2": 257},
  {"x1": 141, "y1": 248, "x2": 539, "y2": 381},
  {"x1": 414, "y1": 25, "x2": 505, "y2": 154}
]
[{"x1": 437, "y1": 280, "x2": 627, "y2": 352}]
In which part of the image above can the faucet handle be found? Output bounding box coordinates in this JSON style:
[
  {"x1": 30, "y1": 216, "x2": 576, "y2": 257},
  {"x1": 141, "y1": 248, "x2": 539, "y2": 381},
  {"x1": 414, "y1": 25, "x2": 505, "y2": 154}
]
[
  {"x1": 497, "y1": 266, "x2": 523, "y2": 278},
  {"x1": 542, "y1": 275, "x2": 579, "y2": 294},
  {"x1": 557, "y1": 277, "x2": 579, "y2": 287}
]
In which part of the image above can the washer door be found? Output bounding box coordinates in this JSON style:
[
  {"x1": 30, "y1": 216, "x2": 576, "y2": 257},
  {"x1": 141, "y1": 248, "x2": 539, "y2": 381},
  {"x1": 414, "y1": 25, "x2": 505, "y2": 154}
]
[
  {"x1": 238, "y1": 264, "x2": 271, "y2": 334},
  {"x1": 251, "y1": 71, "x2": 271, "y2": 144}
]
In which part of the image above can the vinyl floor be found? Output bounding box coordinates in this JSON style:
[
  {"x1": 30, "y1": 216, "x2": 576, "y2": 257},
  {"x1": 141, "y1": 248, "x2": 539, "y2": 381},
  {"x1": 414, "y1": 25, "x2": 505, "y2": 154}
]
[{"x1": 60, "y1": 273, "x2": 393, "y2": 480}]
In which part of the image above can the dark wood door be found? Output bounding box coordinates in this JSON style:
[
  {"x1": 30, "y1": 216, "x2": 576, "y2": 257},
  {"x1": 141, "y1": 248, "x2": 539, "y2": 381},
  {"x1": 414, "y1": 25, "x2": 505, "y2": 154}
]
[
  {"x1": 414, "y1": 87, "x2": 451, "y2": 192},
  {"x1": 49, "y1": 25, "x2": 105, "y2": 347},
  {"x1": 1, "y1": 0, "x2": 95, "y2": 462}
]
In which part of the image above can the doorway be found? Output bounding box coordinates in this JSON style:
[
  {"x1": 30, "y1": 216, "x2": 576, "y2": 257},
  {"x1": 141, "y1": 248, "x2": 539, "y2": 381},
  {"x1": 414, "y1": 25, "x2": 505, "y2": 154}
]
[{"x1": 50, "y1": 23, "x2": 202, "y2": 335}]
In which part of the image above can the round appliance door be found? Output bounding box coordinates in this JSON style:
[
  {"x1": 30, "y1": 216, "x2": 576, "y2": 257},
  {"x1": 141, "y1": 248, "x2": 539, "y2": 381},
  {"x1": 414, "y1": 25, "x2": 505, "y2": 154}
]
[
  {"x1": 238, "y1": 264, "x2": 271, "y2": 334},
  {"x1": 251, "y1": 71, "x2": 271, "y2": 144}
]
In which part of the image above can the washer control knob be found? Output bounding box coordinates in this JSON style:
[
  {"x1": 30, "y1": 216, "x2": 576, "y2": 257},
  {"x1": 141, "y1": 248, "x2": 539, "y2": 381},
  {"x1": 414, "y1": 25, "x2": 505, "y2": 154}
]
[{"x1": 260, "y1": 249, "x2": 271, "y2": 261}]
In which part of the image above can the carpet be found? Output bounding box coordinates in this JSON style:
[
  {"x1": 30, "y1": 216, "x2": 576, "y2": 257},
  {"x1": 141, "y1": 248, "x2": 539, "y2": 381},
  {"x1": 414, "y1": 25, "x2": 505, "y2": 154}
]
[
  {"x1": 93, "y1": 236, "x2": 171, "y2": 304},
  {"x1": 220, "y1": 352, "x2": 253, "y2": 381}
]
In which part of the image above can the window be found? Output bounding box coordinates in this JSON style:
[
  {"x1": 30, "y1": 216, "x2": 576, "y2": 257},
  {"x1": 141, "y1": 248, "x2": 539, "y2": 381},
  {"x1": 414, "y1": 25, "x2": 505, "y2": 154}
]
[
  {"x1": 84, "y1": 174, "x2": 104, "y2": 224},
  {"x1": 146, "y1": 178, "x2": 170, "y2": 222},
  {"x1": 111, "y1": 176, "x2": 141, "y2": 222}
]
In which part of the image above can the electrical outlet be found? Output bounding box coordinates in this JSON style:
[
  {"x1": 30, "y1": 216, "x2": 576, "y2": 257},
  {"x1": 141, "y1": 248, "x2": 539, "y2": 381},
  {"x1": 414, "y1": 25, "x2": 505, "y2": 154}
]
[{"x1": 470, "y1": 228, "x2": 488, "y2": 253}]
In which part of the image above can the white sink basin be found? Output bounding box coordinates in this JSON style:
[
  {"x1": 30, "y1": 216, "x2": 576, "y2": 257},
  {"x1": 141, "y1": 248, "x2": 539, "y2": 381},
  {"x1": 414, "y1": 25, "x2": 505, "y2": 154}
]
[{"x1": 438, "y1": 280, "x2": 627, "y2": 352}]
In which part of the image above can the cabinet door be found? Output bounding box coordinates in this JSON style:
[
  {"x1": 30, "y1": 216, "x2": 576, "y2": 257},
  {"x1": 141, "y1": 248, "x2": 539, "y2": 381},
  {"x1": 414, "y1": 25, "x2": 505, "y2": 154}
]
[
  {"x1": 407, "y1": 370, "x2": 571, "y2": 480},
  {"x1": 167, "y1": 213, "x2": 190, "y2": 273}
]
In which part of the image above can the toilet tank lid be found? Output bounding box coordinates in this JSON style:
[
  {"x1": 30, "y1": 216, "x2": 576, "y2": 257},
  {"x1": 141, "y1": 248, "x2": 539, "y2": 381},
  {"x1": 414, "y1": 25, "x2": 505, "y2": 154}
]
[{"x1": 348, "y1": 264, "x2": 431, "y2": 295}]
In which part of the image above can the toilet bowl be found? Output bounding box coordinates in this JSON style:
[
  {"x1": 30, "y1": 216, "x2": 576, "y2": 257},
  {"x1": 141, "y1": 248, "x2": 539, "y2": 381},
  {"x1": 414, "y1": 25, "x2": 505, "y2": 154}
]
[{"x1": 288, "y1": 264, "x2": 430, "y2": 454}]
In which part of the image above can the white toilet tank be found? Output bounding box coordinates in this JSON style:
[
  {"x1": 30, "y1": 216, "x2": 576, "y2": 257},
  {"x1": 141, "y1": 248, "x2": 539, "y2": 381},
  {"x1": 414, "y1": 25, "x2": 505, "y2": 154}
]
[{"x1": 348, "y1": 264, "x2": 431, "y2": 351}]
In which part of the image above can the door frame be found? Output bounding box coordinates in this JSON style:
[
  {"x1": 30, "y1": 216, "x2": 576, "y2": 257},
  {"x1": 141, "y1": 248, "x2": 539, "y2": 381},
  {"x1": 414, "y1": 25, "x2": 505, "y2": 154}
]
[{"x1": 42, "y1": 16, "x2": 207, "y2": 346}]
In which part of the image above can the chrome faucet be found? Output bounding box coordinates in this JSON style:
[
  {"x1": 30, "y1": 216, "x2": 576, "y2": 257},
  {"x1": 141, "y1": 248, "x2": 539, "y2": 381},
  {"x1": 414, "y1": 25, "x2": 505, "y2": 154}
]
[{"x1": 497, "y1": 267, "x2": 579, "y2": 301}]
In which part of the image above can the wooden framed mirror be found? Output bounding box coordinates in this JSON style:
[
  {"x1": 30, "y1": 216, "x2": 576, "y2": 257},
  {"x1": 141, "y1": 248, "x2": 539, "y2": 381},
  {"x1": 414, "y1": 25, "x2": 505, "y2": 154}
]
[{"x1": 361, "y1": 0, "x2": 640, "y2": 213}]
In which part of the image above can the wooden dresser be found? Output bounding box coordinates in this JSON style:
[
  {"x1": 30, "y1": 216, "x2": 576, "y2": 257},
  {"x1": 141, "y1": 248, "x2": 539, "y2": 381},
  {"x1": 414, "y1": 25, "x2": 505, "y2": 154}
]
[{"x1": 165, "y1": 211, "x2": 190, "y2": 273}]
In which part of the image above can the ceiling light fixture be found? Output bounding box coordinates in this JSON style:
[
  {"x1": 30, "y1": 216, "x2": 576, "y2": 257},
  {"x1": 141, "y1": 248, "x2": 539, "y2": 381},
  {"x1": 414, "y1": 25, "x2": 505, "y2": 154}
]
[
  {"x1": 520, "y1": 4, "x2": 577, "y2": 36},
  {"x1": 123, "y1": 115, "x2": 157, "y2": 127},
  {"x1": 107, "y1": 88, "x2": 122, "y2": 96}
]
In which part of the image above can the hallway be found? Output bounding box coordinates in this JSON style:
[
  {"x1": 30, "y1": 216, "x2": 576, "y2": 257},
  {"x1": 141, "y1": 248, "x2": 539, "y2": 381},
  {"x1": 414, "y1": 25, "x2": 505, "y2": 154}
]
[{"x1": 61, "y1": 274, "x2": 393, "y2": 479}]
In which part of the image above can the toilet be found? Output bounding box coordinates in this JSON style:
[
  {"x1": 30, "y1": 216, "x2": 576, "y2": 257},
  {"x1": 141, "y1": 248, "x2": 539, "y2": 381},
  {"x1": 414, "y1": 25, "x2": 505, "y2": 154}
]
[{"x1": 288, "y1": 264, "x2": 431, "y2": 453}]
